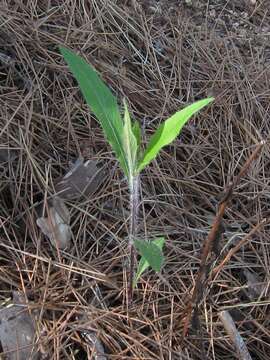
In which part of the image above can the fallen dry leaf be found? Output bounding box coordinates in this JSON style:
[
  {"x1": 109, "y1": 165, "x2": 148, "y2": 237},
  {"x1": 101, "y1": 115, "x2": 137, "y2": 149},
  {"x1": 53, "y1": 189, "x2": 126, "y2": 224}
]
[
  {"x1": 243, "y1": 269, "x2": 266, "y2": 300},
  {"x1": 55, "y1": 158, "x2": 105, "y2": 200},
  {"x1": 0, "y1": 148, "x2": 16, "y2": 163},
  {"x1": 81, "y1": 330, "x2": 107, "y2": 360},
  {"x1": 0, "y1": 292, "x2": 39, "y2": 360},
  {"x1": 36, "y1": 158, "x2": 104, "y2": 248},
  {"x1": 36, "y1": 196, "x2": 72, "y2": 249}
]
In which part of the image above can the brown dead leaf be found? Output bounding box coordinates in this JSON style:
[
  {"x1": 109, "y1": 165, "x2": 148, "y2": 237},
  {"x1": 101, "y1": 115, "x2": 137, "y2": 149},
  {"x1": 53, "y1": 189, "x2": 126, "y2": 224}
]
[
  {"x1": 36, "y1": 196, "x2": 72, "y2": 249},
  {"x1": 243, "y1": 269, "x2": 266, "y2": 300},
  {"x1": 55, "y1": 158, "x2": 105, "y2": 200},
  {"x1": 0, "y1": 148, "x2": 16, "y2": 163},
  {"x1": 0, "y1": 292, "x2": 39, "y2": 360},
  {"x1": 36, "y1": 158, "x2": 105, "y2": 248},
  {"x1": 81, "y1": 330, "x2": 107, "y2": 360}
]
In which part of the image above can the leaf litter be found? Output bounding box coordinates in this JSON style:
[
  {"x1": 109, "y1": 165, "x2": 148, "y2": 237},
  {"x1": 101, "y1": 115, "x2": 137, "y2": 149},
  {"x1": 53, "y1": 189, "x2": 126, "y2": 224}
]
[
  {"x1": 36, "y1": 196, "x2": 72, "y2": 249},
  {"x1": 243, "y1": 269, "x2": 268, "y2": 301},
  {"x1": 37, "y1": 158, "x2": 105, "y2": 248},
  {"x1": 55, "y1": 158, "x2": 105, "y2": 200},
  {"x1": 0, "y1": 292, "x2": 39, "y2": 360},
  {"x1": 1, "y1": 0, "x2": 270, "y2": 358}
]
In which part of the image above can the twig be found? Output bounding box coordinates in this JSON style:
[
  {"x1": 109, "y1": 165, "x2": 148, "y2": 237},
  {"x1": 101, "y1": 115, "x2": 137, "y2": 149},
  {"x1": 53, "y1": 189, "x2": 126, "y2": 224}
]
[
  {"x1": 212, "y1": 219, "x2": 266, "y2": 278},
  {"x1": 182, "y1": 141, "x2": 264, "y2": 339},
  {"x1": 219, "y1": 310, "x2": 253, "y2": 360}
]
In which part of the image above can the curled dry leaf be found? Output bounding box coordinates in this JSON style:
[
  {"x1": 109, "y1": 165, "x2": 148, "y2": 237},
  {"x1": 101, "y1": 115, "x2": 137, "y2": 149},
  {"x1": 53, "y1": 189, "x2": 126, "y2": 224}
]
[
  {"x1": 0, "y1": 292, "x2": 39, "y2": 360},
  {"x1": 0, "y1": 148, "x2": 16, "y2": 163},
  {"x1": 36, "y1": 158, "x2": 104, "y2": 248},
  {"x1": 81, "y1": 330, "x2": 107, "y2": 360},
  {"x1": 243, "y1": 269, "x2": 266, "y2": 300},
  {"x1": 36, "y1": 196, "x2": 72, "y2": 249},
  {"x1": 0, "y1": 51, "x2": 14, "y2": 66},
  {"x1": 55, "y1": 158, "x2": 105, "y2": 200},
  {"x1": 79, "y1": 300, "x2": 107, "y2": 360}
]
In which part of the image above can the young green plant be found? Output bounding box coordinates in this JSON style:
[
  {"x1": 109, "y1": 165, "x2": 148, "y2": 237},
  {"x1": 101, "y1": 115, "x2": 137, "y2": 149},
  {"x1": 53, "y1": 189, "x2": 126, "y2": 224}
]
[{"x1": 60, "y1": 47, "x2": 214, "y2": 302}]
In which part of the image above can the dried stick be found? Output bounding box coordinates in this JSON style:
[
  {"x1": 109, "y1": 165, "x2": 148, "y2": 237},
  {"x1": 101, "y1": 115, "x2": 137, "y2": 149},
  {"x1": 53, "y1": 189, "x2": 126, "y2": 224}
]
[
  {"x1": 182, "y1": 141, "x2": 264, "y2": 338},
  {"x1": 212, "y1": 219, "x2": 266, "y2": 278},
  {"x1": 219, "y1": 310, "x2": 252, "y2": 360}
]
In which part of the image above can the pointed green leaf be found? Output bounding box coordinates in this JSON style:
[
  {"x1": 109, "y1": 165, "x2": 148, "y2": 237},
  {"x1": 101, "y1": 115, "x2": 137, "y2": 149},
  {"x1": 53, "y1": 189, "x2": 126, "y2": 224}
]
[
  {"x1": 59, "y1": 46, "x2": 128, "y2": 176},
  {"x1": 132, "y1": 120, "x2": 141, "y2": 149},
  {"x1": 133, "y1": 237, "x2": 165, "y2": 287},
  {"x1": 122, "y1": 100, "x2": 137, "y2": 179},
  {"x1": 134, "y1": 239, "x2": 164, "y2": 273},
  {"x1": 137, "y1": 98, "x2": 214, "y2": 173}
]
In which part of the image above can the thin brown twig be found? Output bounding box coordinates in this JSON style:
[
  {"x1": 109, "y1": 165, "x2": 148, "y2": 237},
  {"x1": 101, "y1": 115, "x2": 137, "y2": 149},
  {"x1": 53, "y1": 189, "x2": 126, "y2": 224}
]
[
  {"x1": 212, "y1": 218, "x2": 266, "y2": 278},
  {"x1": 182, "y1": 141, "x2": 265, "y2": 339}
]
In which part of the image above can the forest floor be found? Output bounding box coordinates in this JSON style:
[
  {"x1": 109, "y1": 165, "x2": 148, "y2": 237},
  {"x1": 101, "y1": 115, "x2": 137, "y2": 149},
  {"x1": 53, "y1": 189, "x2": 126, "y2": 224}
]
[{"x1": 0, "y1": 1, "x2": 270, "y2": 359}]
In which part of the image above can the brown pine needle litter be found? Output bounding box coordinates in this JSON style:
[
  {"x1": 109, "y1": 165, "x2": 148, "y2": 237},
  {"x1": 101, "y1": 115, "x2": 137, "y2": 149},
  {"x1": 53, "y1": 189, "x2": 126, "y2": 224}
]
[{"x1": 0, "y1": 1, "x2": 270, "y2": 359}]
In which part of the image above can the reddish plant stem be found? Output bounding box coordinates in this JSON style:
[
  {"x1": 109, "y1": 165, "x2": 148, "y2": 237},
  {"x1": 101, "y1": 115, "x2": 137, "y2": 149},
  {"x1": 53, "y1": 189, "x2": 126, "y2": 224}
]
[
  {"x1": 182, "y1": 141, "x2": 264, "y2": 339},
  {"x1": 212, "y1": 219, "x2": 266, "y2": 278}
]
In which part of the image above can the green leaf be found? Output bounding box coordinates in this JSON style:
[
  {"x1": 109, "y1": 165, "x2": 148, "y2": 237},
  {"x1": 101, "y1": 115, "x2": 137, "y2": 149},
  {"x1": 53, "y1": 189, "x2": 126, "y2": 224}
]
[
  {"x1": 122, "y1": 100, "x2": 137, "y2": 179},
  {"x1": 137, "y1": 98, "x2": 214, "y2": 173},
  {"x1": 133, "y1": 237, "x2": 165, "y2": 287},
  {"x1": 59, "y1": 46, "x2": 128, "y2": 176},
  {"x1": 134, "y1": 239, "x2": 164, "y2": 274},
  {"x1": 132, "y1": 120, "x2": 141, "y2": 149}
]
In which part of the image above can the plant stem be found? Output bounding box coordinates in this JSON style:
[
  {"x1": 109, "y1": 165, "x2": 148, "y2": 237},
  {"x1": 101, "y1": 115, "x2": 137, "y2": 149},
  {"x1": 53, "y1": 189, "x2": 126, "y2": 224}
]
[{"x1": 128, "y1": 174, "x2": 140, "y2": 304}]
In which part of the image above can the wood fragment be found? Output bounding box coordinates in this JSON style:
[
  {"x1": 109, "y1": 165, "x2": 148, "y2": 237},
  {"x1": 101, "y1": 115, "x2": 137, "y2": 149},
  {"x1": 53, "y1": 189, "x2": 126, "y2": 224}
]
[{"x1": 219, "y1": 310, "x2": 252, "y2": 360}]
